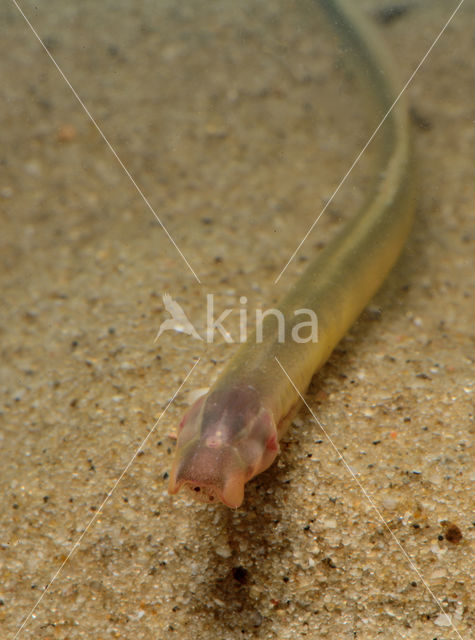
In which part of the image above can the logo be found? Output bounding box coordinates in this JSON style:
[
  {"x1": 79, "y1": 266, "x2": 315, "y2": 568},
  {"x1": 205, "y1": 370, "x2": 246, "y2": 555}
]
[{"x1": 156, "y1": 294, "x2": 318, "y2": 344}]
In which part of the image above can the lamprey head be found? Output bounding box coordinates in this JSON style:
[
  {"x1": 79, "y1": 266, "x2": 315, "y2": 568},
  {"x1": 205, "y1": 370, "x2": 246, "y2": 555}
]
[{"x1": 168, "y1": 384, "x2": 278, "y2": 508}]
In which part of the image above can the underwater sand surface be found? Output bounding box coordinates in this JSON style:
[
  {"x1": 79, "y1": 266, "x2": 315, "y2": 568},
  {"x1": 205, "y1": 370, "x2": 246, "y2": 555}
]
[{"x1": 0, "y1": 0, "x2": 473, "y2": 638}]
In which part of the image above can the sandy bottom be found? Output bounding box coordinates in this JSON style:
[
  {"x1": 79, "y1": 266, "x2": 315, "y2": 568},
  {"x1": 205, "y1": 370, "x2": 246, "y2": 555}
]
[{"x1": 0, "y1": 0, "x2": 473, "y2": 638}]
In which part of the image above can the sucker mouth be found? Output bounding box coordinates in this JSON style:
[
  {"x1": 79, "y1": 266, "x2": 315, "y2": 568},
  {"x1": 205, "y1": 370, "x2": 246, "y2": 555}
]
[
  {"x1": 183, "y1": 483, "x2": 219, "y2": 504},
  {"x1": 174, "y1": 476, "x2": 244, "y2": 508},
  {"x1": 168, "y1": 441, "x2": 247, "y2": 508}
]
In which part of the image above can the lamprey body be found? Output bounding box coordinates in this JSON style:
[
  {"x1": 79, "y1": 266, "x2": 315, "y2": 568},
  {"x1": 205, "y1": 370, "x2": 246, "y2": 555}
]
[{"x1": 169, "y1": 0, "x2": 416, "y2": 507}]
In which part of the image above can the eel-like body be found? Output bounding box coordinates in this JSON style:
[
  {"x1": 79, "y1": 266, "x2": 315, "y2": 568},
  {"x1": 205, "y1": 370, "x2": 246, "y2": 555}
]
[{"x1": 169, "y1": 0, "x2": 415, "y2": 507}]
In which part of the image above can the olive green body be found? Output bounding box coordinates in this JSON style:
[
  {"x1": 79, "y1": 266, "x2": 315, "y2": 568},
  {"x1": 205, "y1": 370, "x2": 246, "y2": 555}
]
[{"x1": 169, "y1": 0, "x2": 416, "y2": 508}]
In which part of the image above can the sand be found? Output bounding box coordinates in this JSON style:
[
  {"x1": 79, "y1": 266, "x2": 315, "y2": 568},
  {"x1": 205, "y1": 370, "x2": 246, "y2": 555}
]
[{"x1": 0, "y1": 0, "x2": 473, "y2": 638}]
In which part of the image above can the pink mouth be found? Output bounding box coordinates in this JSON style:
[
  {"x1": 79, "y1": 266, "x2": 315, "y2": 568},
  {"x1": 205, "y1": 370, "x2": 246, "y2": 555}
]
[
  {"x1": 176, "y1": 480, "x2": 244, "y2": 508},
  {"x1": 168, "y1": 445, "x2": 246, "y2": 508}
]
